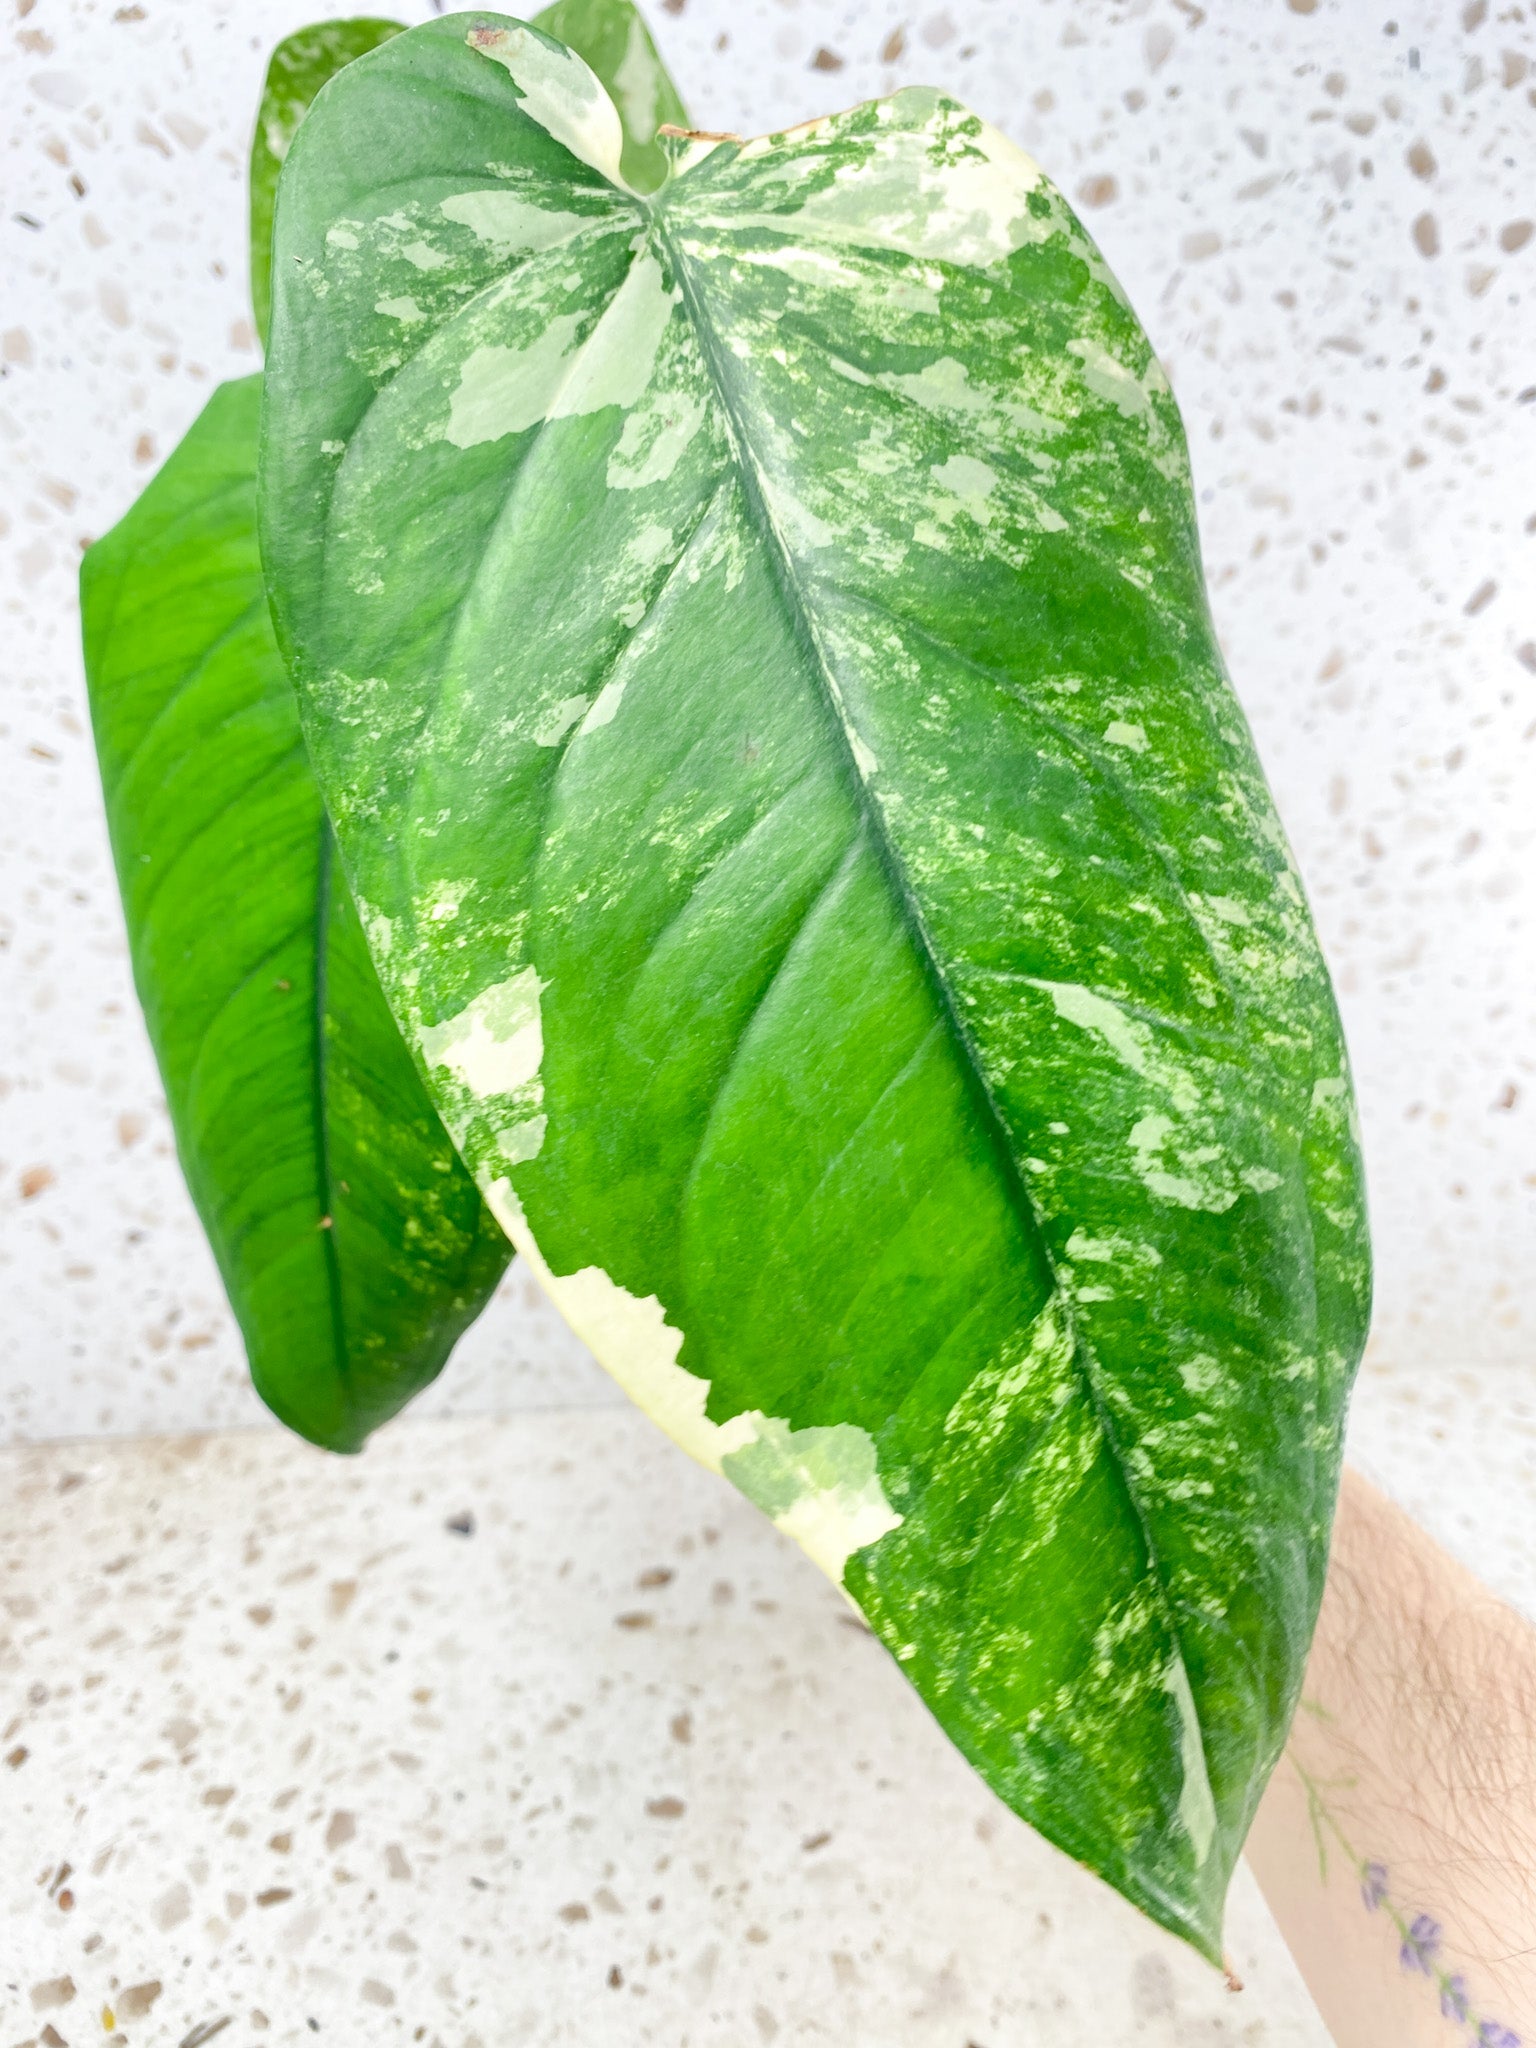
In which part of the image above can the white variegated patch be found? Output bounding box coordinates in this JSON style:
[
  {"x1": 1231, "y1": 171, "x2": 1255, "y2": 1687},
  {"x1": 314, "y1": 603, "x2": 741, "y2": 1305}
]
[
  {"x1": 418, "y1": 967, "x2": 544, "y2": 1099},
  {"x1": 485, "y1": 1180, "x2": 903, "y2": 1586},
  {"x1": 467, "y1": 23, "x2": 629, "y2": 189}
]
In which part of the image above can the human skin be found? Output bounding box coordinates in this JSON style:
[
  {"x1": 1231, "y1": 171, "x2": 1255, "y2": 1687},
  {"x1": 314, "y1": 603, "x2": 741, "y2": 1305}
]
[{"x1": 1246, "y1": 1467, "x2": 1536, "y2": 2047}]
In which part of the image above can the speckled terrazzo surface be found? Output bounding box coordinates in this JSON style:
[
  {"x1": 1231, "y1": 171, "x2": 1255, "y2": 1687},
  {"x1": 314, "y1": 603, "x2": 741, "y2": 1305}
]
[
  {"x1": 1, "y1": 0, "x2": 1534, "y2": 2038},
  {"x1": 2, "y1": 1412, "x2": 1336, "y2": 2045}
]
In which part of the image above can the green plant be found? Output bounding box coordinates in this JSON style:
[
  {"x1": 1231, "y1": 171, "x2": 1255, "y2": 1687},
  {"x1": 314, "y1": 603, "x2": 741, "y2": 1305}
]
[
  {"x1": 84, "y1": 3, "x2": 1371, "y2": 1963},
  {"x1": 80, "y1": 4, "x2": 682, "y2": 1448}
]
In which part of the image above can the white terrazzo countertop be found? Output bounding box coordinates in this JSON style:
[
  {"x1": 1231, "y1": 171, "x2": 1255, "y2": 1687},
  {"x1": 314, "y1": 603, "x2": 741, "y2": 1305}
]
[
  {"x1": 3, "y1": 1367, "x2": 1533, "y2": 2045},
  {"x1": 2, "y1": 1409, "x2": 1335, "y2": 2047}
]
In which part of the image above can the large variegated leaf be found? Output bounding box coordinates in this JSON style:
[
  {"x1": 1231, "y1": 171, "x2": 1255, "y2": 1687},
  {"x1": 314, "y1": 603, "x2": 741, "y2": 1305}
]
[
  {"x1": 81, "y1": 376, "x2": 511, "y2": 1449},
  {"x1": 259, "y1": 15, "x2": 1370, "y2": 1953}
]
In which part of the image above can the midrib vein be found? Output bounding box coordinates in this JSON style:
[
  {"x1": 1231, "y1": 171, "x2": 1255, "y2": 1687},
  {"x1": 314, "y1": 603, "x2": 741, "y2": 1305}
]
[{"x1": 652, "y1": 205, "x2": 1213, "y2": 1815}]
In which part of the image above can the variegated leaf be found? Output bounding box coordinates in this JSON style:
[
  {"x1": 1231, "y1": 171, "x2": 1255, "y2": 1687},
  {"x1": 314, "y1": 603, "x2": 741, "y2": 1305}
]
[{"x1": 259, "y1": 14, "x2": 1370, "y2": 1953}]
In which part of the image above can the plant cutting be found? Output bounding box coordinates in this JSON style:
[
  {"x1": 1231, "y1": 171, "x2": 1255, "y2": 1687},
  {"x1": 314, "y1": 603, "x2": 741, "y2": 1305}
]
[{"x1": 83, "y1": 0, "x2": 1371, "y2": 1969}]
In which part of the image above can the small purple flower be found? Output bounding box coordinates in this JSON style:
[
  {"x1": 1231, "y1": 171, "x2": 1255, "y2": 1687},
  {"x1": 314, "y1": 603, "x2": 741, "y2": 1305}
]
[
  {"x1": 1399, "y1": 1912, "x2": 1442, "y2": 1974},
  {"x1": 1440, "y1": 1976, "x2": 1471, "y2": 2022},
  {"x1": 1477, "y1": 2025, "x2": 1521, "y2": 2048},
  {"x1": 1359, "y1": 1860, "x2": 1389, "y2": 1911}
]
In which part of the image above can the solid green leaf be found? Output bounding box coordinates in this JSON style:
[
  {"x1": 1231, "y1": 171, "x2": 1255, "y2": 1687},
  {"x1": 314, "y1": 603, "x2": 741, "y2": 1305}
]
[
  {"x1": 81, "y1": 375, "x2": 511, "y2": 1451},
  {"x1": 259, "y1": 16, "x2": 1371, "y2": 1954},
  {"x1": 250, "y1": 17, "x2": 405, "y2": 352}
]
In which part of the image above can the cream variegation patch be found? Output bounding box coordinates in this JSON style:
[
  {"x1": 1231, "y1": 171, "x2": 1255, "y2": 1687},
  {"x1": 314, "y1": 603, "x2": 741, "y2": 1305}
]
[
  {"x1": 438, "y1": 189, "x2": 592, "y2": 255},
  {"x1": 1163, "y1": 1654, "x2": 1217, "y2": 1867},
  {"x1": 465, "y1": 23, "x2": 627, "y2": 189},
  {"x1": 418, "y1": 967, "x2": 544, "y2": 1099},
  {"x1": 484, "y1": 1180, "x2": 902, "y2": 1584}
]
